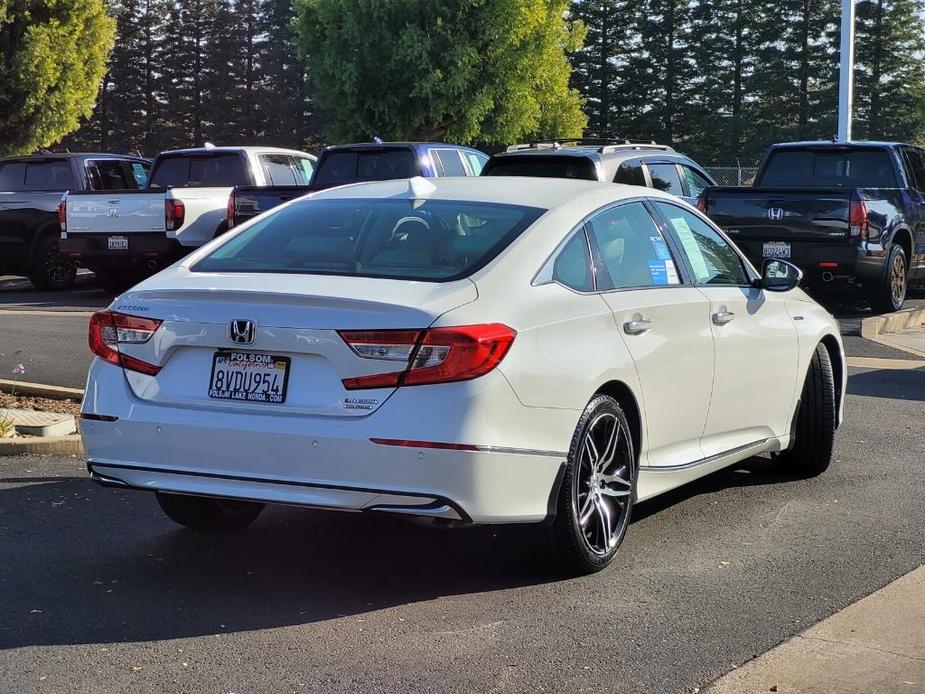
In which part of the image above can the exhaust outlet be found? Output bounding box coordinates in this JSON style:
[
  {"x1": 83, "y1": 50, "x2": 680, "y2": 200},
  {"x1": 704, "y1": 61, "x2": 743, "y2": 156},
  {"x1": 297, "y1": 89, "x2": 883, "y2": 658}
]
[{"x1": 821, "y1": 271, "x2": 834, "y2": 282}]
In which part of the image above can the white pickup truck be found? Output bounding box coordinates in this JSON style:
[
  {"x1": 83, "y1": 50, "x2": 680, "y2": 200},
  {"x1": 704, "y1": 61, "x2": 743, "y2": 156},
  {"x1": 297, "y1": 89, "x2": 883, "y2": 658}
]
[{"x1": 60, "y1": 145, "x2": 316, "y2": 293}]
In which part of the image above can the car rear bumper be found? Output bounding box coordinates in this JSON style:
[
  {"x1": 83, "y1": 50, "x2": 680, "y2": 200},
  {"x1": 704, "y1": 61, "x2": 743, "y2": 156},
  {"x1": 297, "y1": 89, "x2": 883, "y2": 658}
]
[
  {"x1": 733, "y1": 239, "x2": 886, "y2": 283},
  {"x1": 81, "y1": 361, "x2": 572, "y2": 524},
  {"x1": 60, "y1": 232, "x2": 185, "y2": 269}
]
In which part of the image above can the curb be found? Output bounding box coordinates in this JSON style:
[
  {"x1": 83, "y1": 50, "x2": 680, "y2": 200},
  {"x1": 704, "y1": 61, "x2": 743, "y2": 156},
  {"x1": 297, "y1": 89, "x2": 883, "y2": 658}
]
[
  {"x1": 0, "y1": 434, "x2": 82, "y2": 457},
  {"x1": 0, "y1": 379, "x2": 84, "y2": 401},
  {"x1": 860, "y1": 306, "x2": 925, "y2": 339}
]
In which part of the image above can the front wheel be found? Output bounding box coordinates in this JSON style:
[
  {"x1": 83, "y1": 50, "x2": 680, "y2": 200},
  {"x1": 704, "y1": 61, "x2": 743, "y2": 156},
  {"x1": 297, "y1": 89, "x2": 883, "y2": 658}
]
[
  {"x1": 867, "y1": 245, "x2": 907, "y2": 313},
  {"x1": 28, "y1": 235, "x2": 77, "y2": 291},
  {"x1": 156, "y1": 492, "x2": 264, "y2": 531},
  {"x1": 775, "y1": 343, "x2": 836, "y2": 477},
  {"x1": 536, "y1": 395, "x2": 636, "y2": 575}
]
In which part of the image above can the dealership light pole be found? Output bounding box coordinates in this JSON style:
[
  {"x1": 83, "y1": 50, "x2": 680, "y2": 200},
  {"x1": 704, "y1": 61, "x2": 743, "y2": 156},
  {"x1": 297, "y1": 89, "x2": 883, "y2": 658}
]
[{"x1": 837, "y1": 0, "x2": 856, "y2": 141}]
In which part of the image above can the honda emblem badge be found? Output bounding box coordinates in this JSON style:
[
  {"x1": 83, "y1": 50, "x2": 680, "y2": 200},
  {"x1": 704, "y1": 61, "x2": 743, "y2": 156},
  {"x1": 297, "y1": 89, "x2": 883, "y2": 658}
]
[
  {"x1": 229, "y1": 319, "x2": 256, "y2": 345},
  {"x1": 767, "y1": 207, "x2": 784, "y2": 221}
]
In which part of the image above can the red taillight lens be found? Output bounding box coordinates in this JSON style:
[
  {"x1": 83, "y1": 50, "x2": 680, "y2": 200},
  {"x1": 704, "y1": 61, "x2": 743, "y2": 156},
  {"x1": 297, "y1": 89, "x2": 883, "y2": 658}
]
[
  {"x1": 849, "y1": 197, "x2": 869, "y2": 239},
  {"x1": 89, "y1": 310, "x2": 163, "y2": 375},
  {"x1": 696, "y1": 194, "x2": 708, "y2": 213},
  {"x1": 226, "y1": 194, "x2": 235, "y2": 228},
  {"x1": 339, "y1": 324, "x2": 516, "y2": 390},
  {"x1": 165, "y1": 199, "x2": 185, "y2": 231},
  {"x1": 57, "y1": 200, "x2": 66, "y2": 230}
]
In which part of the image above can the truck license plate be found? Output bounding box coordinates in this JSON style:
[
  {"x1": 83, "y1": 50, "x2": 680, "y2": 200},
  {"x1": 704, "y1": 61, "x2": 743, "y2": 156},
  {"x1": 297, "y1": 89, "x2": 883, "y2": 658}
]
[
  {"x1": 208, "y1": 351, "x2": 290, "y2": 404},
  {"x1": 108, "y1": 235, "x2": 129, "y2": 251},
  {"x1": 762, "y1": 241, "x2": 791, "y2": 259}
]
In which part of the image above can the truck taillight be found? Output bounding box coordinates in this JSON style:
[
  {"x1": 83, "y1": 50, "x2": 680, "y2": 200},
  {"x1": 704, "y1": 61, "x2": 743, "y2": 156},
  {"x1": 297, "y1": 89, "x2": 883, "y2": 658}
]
[
  {"x1": 849, "y1": 196, "x2": 869, "y2": 239},
  {"x1": 58, "y1": 200, "x2": 66, "y2": 231},
  {"x1": 89, "y1": 310, "x2": 163, "y2": 376},
  {"x1": 226, "y1": 193, "x2": 235, "y2": 228},
  {"x1": 165, "y1": 199, "x2": 185, "y2": 231},
  {"x1": 339, "y1": 324, "x2": 516, "y2": 390}
]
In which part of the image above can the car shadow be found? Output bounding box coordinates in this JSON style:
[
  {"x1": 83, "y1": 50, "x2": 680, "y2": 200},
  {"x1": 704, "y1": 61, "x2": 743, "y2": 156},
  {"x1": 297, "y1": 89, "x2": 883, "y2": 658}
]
[
  {"x1": 0, "y1": 271, "x2": 109, "y2": 310},
  {"x1": 846, "y1": 362, "x2": 925, "y2": 401}
]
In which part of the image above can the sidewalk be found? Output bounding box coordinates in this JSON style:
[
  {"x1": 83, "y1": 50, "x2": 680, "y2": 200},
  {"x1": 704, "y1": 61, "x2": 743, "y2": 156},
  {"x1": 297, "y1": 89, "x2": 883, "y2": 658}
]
[{"x1": 705, "y1": 565, "x2": 925, "y2": 693}]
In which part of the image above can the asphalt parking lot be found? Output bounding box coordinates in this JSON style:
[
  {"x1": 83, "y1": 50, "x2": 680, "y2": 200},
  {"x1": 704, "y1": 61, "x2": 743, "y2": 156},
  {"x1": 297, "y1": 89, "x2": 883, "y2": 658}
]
[{"x1": 1, "y1": 361, "x2": 924, "y2": 692}]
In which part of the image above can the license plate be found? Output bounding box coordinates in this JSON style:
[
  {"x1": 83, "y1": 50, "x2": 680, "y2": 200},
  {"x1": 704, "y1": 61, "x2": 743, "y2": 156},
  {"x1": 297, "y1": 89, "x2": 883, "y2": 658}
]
[
  {"x1": 208, "y1": 351, "x2": 290, "y2": 404},
  {"x1": 108, "y1": 235, "x2": 129, "y2": 251},
  {"x1": 762, "y1": 241, "x2": 791, "y2": 259}
]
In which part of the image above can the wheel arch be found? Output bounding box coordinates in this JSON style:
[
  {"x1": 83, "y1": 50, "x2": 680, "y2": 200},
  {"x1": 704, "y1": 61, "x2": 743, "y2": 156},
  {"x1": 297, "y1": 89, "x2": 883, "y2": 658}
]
[
  {"x1": 891, "y1": 226, "x2": 914, "y2": 268},
  {"x1": 27, "y1": 221, "x2": 62, "y2": 264},
  {"x1": 594, "y1": 380, "x2": 643, "y2": 465}
]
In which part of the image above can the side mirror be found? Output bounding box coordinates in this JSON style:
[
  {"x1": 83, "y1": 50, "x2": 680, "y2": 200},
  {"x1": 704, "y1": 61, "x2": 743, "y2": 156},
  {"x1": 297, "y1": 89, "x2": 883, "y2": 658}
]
[{"x1": 760, "y1": 258, "x2": 803, "y2": 292}]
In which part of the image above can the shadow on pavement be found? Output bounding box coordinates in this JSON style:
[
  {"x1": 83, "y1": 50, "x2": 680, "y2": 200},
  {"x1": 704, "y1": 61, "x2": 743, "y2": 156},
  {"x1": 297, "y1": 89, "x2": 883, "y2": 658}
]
[
  {"x1": 0, "y1": 272, "x2": 108, "y2": 311},
  {"x1": 846, "y1": 363, "x2": 925, "y2": 401}
]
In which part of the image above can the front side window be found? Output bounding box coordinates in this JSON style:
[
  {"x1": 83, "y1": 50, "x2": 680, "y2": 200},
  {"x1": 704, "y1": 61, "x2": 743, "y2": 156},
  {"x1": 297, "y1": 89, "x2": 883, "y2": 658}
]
[
  {"x1": 194, "y1": 198, "x2": 544, "y2": 282},
  {"x1": 260, "y1": 154, "x2": 298, "y2": 185},
  {"x1": 433, "y1": 149, "x2": 468, "y2": 176},
  {"x1": 654, "y1": 202, "x2": 749, "y2": 285},
  {"x1": 551, "y1": 230, "x2": 594, "y2": 291},
  {"x1": 130, "y1": 162, "x2": 150, "y2": 187},
  {"x1": 646, "y1": 163, "x2": 684, "y2": 196},
  {"x1": 682, "y1": 166, "x2": 712, "y2": 198},
  {"x1": 586, "y1": 202, "x2": 681, "y2": 289}
]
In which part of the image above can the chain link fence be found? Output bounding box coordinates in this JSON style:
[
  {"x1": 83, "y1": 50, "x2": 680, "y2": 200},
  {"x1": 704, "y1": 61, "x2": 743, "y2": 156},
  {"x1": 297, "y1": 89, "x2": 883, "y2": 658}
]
[{"x1": 703, "y1": 166, "x2": 759, "y2": 186}]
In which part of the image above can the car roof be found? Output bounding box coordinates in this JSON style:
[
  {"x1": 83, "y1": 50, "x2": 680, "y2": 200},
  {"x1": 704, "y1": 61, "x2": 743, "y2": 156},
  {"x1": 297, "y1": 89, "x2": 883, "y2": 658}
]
[
  {"x1": 159, "y1": 146, "x2": 315, "y2": 157},
  {"x1": 308, "y1": 175, "x2": 679, "y2": 211},
  {"x1": 769, "y1": 140, "x2": 905, "y2": 149},
  {"x1": 0, "y1": 152, "x2": 148, "y2": 163},
  {"x1": 322, "y1": 142, "x2": 482, "y2": 152}
]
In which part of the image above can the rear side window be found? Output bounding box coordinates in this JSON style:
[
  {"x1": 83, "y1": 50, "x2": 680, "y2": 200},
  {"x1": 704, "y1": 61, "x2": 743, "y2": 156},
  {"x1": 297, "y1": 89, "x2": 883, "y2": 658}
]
[
  {"x1": 194, "y1": 198, "x2": 544, "y2": 282},
  {"x1": 87, "y1": 160, "x2": 132, "y2": 190},
  {"x1": 586, "y1": 202, "x2": 681, "y2": 289},
  {"x1": 0, "y1": 160, "x2": 75, "y2": 191},
  {"x1": 552, "y1": 231, "x2": 594, "y2": 291},
  {"x1": 149, "y1": 154, "x2": 250, "y2": 188},
  {"x1": 314, "y1": 150, "x2": 417, "y2": 186},
  {"x1": 646, "y1": 164, "x2": 684, "y2": 196},
  {"x1": 465, "y1": 152, "x2": 488, "y2": 175},
  {"x1": 614, "y1": 161, "x2": 645, "y2": 186},
  {"x1": 260, "y1": 154, "x2": 299, "y2": 185},
  {"x1": 759, "y1": 149, "x2": 898, "y2": 188},
  {"x1": 483, "y1": 155, "x2": 598, "y2": 180},
  {"x1": 433, "y1": 149, "x2": 468, "y2": 176}
]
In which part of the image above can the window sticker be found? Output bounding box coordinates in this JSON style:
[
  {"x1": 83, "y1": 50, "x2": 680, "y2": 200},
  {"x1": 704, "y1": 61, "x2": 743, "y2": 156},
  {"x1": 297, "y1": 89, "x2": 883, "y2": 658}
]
[
  {"x1": 650, "y1": 235, "x2": 673, "y2": 260},
  {"x1": 665, "y1": 260, "x2": 680, "y2": 284},
  {"x1": 670, "y1": 216, "x2": 710, "y2": 279},
  {"x1": 647, "y1": 259, "x2": 680, "y2": 285}
]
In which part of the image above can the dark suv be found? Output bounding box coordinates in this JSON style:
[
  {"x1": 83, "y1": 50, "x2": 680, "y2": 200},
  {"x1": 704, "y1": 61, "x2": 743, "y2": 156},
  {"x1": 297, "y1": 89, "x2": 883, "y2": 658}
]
[{"x1": 482, "y1": 139, "x2": 716, "y2": 206}]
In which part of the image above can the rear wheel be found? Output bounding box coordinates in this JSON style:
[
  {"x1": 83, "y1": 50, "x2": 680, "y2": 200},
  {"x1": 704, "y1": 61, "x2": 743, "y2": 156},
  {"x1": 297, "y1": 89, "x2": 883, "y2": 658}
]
[
  {"x1": 536, "y1": 395, "x2": 635, "y2": 574},
  {"x1": 156, "y1": 492, "x2": 264, "y2": 531},
  {"x1": 867, "y1": 245, "x2": 907, "y2": 313},
  {"x1": 775, "y1": 343, "x2": 836, "y2": 477},
  {"x1": 28, "y1": 234, "x2": 77, "y2": 290}
]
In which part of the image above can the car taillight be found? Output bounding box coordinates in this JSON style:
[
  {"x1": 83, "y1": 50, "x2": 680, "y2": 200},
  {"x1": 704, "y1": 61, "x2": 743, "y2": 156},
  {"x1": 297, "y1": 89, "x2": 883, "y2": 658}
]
[
  {"x1": 339, "y1": 324, "x2": 516, "y2": 390},
  {"x1": 849, "y1": 196, "x2": 869, "y2": 239},
  {"x1": 89, "y1": 310, "x2": 163, "y2": 376},
  {"x1": 696, "y1": 194, "x2": 708, "y2": 213},
  {"x1": 226, "y1": 193, "x2": 235, "y2": 228},
  {"x1": 165, "y1": 199, "x2": 185, "y2": 231},
  {"x1": 58, "y1": 200, "x2": 66, "y2": 231}
]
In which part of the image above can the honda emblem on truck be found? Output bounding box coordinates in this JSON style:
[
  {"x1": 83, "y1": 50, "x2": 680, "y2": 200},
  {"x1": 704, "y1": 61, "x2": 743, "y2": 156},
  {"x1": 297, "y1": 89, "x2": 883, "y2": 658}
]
[
  {"x1": 229, "y1": 320, "x2": 256, "y2": 345},
  {"x1": 767, "y1": 207, "x2": 784, "y2": 221}
]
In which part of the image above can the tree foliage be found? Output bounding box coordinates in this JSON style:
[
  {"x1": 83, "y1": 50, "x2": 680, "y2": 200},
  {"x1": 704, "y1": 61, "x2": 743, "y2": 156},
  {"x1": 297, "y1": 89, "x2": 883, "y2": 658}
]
[
  {"x1": 295, "y1": 0, "x2": 587, "y2": 144},
  {"x1": 0, "y1": 0, "x2": 116, "y2": 156}
]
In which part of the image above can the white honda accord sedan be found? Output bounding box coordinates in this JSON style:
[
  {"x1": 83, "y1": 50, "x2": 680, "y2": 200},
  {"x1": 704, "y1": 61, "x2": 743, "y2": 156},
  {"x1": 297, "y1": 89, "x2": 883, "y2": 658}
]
[{"x1": 81, "y1": 176, "x2": 845, "y2": 574}]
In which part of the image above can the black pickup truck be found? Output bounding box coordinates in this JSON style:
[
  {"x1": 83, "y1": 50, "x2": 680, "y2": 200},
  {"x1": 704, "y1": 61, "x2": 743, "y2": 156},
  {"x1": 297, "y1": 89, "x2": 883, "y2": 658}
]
[
  {"x1": 0, "y1": 153, "x2": 150, "y2": 289},
  {"x1": 698, "y1": 141, "x2": 925, "y2": 312}
]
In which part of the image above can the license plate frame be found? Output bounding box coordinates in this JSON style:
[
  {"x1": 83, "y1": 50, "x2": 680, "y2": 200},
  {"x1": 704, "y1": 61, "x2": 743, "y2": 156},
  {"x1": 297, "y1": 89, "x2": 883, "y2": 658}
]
[
  {"x1": 762, "y1": 241, "x2": 791, "y2": 259},
  {"x1": 107, "y1": 235, "x2": 129, "y2": 251},
  {"x1": 208, "y1": 351, "x2": 291, "y2": 404}
]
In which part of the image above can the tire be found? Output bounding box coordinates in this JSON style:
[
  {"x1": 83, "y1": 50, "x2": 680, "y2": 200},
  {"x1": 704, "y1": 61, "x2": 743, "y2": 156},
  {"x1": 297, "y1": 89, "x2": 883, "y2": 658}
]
[
  {"x1": 775, "y1": 343, "x2": 836, "y2": 477},
  {"x1": 94, "y1": 269, "x2": 135, "y2": 296},
  {"x1": 156, "y1": 492, "x2": 264, "y2": 531},
  {"x1": 867, "y1": 245, "x2": 907, "y2": 313},
  {"x1": 535, "y1": 394, "x2": 636, "y2": 575},
  {"x1": 28, "y1": 234, "x2": 77, "y2": 291}
]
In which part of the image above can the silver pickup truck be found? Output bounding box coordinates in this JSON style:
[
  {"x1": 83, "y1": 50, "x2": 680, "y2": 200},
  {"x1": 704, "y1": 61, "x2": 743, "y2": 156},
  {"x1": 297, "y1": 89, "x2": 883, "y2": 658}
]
[{"x1": 60, "y1": 145, "x2": 316, "y2": 293}]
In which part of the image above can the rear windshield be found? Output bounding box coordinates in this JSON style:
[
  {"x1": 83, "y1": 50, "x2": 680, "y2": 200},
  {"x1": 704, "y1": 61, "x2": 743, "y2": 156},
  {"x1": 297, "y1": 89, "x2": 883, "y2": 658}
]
[
  {"x1": 314, "y1": 150, "x2": 417, "y2": 186},
  {"x1": 482, "y1": 155, "x2": 598, "y2": 181},
  {"x1": 193, "y1": 198, "x2": 544, "y2": 281},
  {"x1": 759, "y1": 149, "x2": 898, "y2": 188},
  {"x1": 149, "y1": 154, "x2": 250, "y2": 188},
  {"x1": 0, "y1": 160, "x2": 75, "y2": 191}
]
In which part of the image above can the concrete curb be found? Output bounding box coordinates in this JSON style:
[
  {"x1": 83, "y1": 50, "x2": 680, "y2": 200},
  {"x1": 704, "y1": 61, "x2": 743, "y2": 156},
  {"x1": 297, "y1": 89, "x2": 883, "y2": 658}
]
[
  {"x1": 0, "y1": 379, "x2": 84, "y2": 401},
  {"x1": 0, "y1": 434, "x2": 82, "y2": 457},
  {"x1": 860, "y1": 306, "x2": 925, "y2": 339}
]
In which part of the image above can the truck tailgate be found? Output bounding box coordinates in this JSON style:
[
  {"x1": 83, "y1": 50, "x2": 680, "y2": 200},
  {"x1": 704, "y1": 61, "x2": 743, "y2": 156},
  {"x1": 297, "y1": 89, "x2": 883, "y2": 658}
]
[
  {"x1": 704, "y1": 188, "x2": 853, "y2": 242},
  {"x1": 65, "y1": 191, "x2": 166, "y2": 234},
  {"x1": 231, "y1": 185, "x2": 313, "y2": 226}
]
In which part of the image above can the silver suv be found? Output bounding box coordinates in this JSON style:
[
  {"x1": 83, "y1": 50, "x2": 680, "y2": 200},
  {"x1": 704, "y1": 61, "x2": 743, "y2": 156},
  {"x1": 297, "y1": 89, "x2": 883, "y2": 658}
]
[{"x1": 482, "y1": 139, "x2": 716, "y2": 206}]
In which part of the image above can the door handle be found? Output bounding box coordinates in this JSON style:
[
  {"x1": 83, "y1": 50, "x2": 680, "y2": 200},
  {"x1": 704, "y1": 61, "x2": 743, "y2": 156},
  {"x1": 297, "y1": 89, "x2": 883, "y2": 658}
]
[
  {"x1": 712, "y1": 310, "x2": 735, "y2": 325},
  {"x1": 623, "y1": 318, "x2": 652, "y2": 335}
]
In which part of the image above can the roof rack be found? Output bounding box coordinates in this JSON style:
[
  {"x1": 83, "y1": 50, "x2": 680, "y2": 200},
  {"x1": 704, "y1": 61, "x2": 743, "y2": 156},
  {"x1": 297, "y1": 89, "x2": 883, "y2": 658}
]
[{"x1": 504, "y1": 138, "x2": 674, "y2": 154}]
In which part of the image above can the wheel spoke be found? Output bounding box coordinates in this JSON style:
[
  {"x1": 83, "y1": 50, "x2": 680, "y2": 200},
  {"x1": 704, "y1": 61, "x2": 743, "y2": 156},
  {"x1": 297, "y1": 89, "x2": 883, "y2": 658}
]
[
  {"x1": 578, "y1": 491, "x2": 595, "y2": 528},
  {"x1": 584, "y1": 433, "x2": 600, "y2": 468},
  {"x1": 598, "y1": 471, "x2": 632, "y2": 498},
  {"x1": 594, "y1": 495, "x2": 612, "y2": 547},
  {"x1": 598, "y1": 419, "x2": 620, "y2": 471}
]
